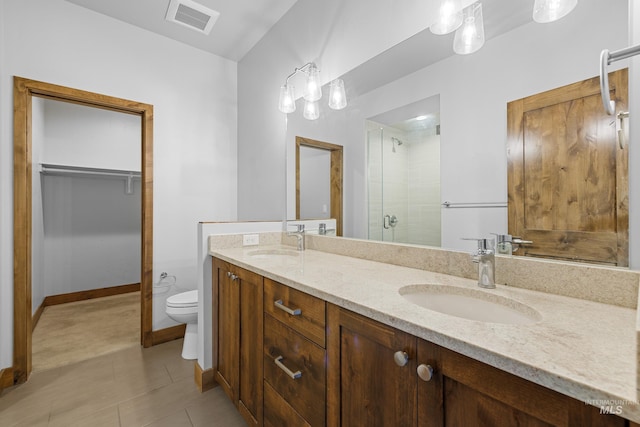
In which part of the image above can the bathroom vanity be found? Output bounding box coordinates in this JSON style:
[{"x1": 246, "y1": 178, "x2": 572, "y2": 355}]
[{"x1": 210, "y1": 235, "x2": 639, "y2": 426}]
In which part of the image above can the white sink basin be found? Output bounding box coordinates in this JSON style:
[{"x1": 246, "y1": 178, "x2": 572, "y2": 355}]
[
  {"x1": 248, "y1": 248, "x2": 300, "y2": 258},
  {"x1": 399, "y1": 284, "x2": 541, "y2": 325}
]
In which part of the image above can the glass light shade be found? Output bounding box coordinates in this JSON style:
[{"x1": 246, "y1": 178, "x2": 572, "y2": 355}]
[
  {"x1": 430, "y1": 0, "x2": 463, "y2": 35},
  {"x1": 533, "y1": 0, "x2": 578, "y2": 23},
  {"x1": 453, "y1": 2, "x2": 484, "y2": 55},
  {"x1": 303, "y1": 64, "x2": 322, "y2": 102},
  {"x1": 303, "y1": 100, "x2": 320, "y2": 120},
  {"x1": 278, "y1": 84, "x2": 296, "y2": 113},
  {"x1": 328, "y1": 79, "x2": 347, "y2": 110}
]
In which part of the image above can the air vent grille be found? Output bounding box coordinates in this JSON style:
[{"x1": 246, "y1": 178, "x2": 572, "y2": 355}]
[{"x1": 165, "y1": 0, "x2": 219, "y2": 35}]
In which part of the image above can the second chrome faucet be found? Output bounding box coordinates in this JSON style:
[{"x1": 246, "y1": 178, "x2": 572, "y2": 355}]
[
  {"x1": 287, "y1": 224, "x2": 306, "y2": 251},
  {"x1": 467, "y1": 238, "x2": 495, "y2": 289}
]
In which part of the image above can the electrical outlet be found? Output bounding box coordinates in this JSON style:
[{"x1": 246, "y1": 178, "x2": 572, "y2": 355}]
[{"x1": 243, "y1": 234, "x2": 260, "y2": 246}]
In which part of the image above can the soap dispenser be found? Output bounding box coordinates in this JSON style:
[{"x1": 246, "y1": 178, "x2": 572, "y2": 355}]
[{"x1": 492, "y1": 233, "x2": 513, "y2": 255}]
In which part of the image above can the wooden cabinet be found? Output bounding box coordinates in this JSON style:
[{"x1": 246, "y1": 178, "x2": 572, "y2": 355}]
[
  {"x1": 327, "y1": 303, "x2": 417, "y2": 426},
  {"x1": 263, "y1": 278, "x2": 327, "y2": 427},
  {"x1": 214, "y1": 260, "x2": 630, "y2": 427},
  {"x1": 419, "y1": 340, "x2": 626, "y2": 427},
  {"x1": 213, "y1": 258, "x2": 263, "y2": 426}
]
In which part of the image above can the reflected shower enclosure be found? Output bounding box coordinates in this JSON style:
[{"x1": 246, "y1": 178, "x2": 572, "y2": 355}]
[{"x1": 366, "y1": 119, "x2": 441, "y2": 246}]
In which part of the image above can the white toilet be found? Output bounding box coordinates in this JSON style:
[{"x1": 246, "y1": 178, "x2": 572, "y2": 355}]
[{"x1": 165, "y1": 290, "x2": 198, "y2": 360}]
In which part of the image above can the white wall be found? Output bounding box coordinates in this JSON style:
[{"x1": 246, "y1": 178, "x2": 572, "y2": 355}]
[
  {"x1": 41, "y1": 100, "x2": 141, "y2": 171},
  {"x1": 272, "y1": 0, "x2": 628, "y2": 254},
  {"x1": 0, "y1": 0, "x2": 238, "y2": 369},
  {"x1": 37, "y1": 99, "x2": 141, "y2": 299}
]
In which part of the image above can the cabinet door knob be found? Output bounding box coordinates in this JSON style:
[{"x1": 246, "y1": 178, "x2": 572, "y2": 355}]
[
  {"x1": 393, "y1": 351, "x2": 409, "y2": 367},
  {"x1": 417, "y1": 364, "x2": 434, "y2": 381},
  {"x1": 274, "y1": 299, "x2": 301, "y2": 316},
  {"x1": 274, "y1": 356, "x2": 302, "y2": 379}
]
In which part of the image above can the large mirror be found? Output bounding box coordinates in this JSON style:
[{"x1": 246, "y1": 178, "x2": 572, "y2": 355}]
[{"x1": 288, "y1": 0, "x2": 631, "y2": 266}]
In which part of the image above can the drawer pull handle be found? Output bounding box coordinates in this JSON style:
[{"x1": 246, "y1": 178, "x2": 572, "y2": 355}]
[
  {"x1": 274, "y1": 299, "x2": 301, "y2": 316},
  {"x1": 274, "y1": 356, "x2": 302, "y2": 379}
]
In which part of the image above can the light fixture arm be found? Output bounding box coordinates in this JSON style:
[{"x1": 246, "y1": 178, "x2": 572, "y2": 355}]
[
  {"x1": 283, "y1": 62, "x2": 316, "y2": 85},
  {"x1": 600, "y1": 44, "x2": 640, "y2": 115}
]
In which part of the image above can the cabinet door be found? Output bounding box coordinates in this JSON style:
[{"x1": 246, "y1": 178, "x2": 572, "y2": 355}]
[
  {"x1": 238, "y1": 267, "x2": 264, "y2": 426},
  {"x1": 418, "y1": 339, "x2": 627, "y2": 427},
  {"x1": 213, "y1": 258, "x2": 239, "y2": 403},
  {"x1": 327, "y1": 304, "x2": 417, "y2": 427}
]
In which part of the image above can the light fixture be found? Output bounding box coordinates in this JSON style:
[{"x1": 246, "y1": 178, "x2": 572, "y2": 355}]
[
  {"x1": 278, "y1": 62, "x2": 348, "y2": 120},
  {"x1": 430, "y1": 0, "x2": 463, "y2": 35},
  {"x1": 453, "y1": 2, "x2": 484, "y2": 55},
  {"x1": 328, "y1": 79, "x2": 347, "y2": 110},
  {"x1": 533, "y1": 0, "x2": 578, "y2": 23}
]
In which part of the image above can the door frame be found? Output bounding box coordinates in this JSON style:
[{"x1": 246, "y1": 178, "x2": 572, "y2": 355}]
[
  {"x1": 295, "y1": 136, "x2": 343, "y2": 236},
  {"x1": 13, "y1": 76, "x2": 154, "y2": 384}
]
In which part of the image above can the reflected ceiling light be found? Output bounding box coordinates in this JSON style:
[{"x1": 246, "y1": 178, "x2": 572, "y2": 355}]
[
  {"x1": 278, "y1": 84, "x2": 296, "y2": 113},
  {"x1": 415, "y1": 115, "x2": 428, "y2": 120},
  {"x1": 453, "y1": 2, "x2": 485, "y2": 55},
  {"x1": 278, "y1": 62, "x2": 348, "y2": 120},
  {"x1": 328, "y1": 79, "x2": 347, "y2": 110},
  {"x1": 430, "y1": 0, "x2": 463, "y2": 35},
  {"x1": 533, "y1": 0, "x2": 578, "y2": 23}
]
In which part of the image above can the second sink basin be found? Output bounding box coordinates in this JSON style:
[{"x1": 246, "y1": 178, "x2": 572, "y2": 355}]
[
  {"x1": 399, "y1": 284, "x2": 541, "y2": 325},
  {"x1": 248, "y1": 248, "x2": 300, "y2": 258}
]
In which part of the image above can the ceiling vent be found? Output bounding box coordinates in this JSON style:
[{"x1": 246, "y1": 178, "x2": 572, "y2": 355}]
[{"x1": 165, "y1": 0, "x2": 219, "y2": 35}]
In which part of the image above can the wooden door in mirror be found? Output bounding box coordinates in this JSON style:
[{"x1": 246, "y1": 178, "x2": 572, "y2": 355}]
[{"x1": 507, "y1": 69, "x2": 628, "y2": 266}]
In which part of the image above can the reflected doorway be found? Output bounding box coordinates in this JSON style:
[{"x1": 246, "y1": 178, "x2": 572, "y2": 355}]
[
  {"x1": 366, "y1": 115, "x2": 441, "y2": 245},
  {"x1": 295, "y1": 136, "x2": 343, "y2": 236}
]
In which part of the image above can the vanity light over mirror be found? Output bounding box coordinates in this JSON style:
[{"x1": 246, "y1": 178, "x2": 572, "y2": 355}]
[{"x1": 287, "y1": 0, "x2": 633, "y2": 268}]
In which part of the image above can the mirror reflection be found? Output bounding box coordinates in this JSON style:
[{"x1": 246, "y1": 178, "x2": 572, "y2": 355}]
[{"x1": 288, "y1": 0, "x2": 629, "y2": 266}]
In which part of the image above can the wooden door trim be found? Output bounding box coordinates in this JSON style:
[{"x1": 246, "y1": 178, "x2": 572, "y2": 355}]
[
  {"x1": 295, "y1": 136, "x2": 343, "y2": 236},
  {"x1": 13, "y1": 76, "x2": 154, "y2": 384}
]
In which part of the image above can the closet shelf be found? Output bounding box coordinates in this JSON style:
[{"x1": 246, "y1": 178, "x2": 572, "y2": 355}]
[
  {"x1": 40, "y1": 163, "x2": 141, "y2": 178},
  {"x1": 40, "y1": 164, "x2": 141, "y2": 194}
]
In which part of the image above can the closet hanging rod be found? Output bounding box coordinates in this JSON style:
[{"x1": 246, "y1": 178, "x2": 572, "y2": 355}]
[
  {"x1": 441, "y1": 201, "x2": 507, "y2": 209},
  {"x1": 600, "y1": 43, "x2": 640, "y2": 115},
  {"x1": 40, "y1": 163, "x2": 141, "y2": 179}
]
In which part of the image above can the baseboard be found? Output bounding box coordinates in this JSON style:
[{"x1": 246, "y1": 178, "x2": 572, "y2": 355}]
[
  {"x1": 151, "y1": 324, "x2": 186, "y2": 346},
  {"x1": 32, "y1": 300, "x2": 46, "y2": 331},
  {"x1": 0, "y1": 368, "x2": 14, "y2": 391},
  {"x1": 194, "y1": 362, "x2": 216, "y2": 392},
  {"x1": 42, "y1": 283, "x2": 141, "y2": 307}
]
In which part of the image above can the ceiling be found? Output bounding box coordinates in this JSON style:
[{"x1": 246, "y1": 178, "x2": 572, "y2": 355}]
[
  {"x1": 64, "y1": 0, "x2": 532, "y2": 87},
  {"x1": 64, "y1": 0, "x2": 299, "y2": 62}
]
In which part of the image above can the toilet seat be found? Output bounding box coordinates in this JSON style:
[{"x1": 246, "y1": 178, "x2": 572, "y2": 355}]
[{"x1": 166, "y1": 290, "x2": 198, "y2": 308}]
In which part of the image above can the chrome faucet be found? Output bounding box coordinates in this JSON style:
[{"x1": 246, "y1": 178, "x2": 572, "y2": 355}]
[
  {"x1": 467, "y1": 238, "x2": 495, "y2": 289},
  {"x1": 287, "y1": 224, "x2": 305, "y2": 251}
]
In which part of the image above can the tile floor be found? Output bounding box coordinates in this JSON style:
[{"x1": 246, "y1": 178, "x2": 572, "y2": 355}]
[{"x1": 0, "y1": 339, "x2": 247, "y2": 427}]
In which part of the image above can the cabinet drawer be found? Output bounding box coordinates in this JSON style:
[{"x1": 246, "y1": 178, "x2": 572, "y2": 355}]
[
  {"x1": 264, "y1": 381, "x2": 310, "y2": 427},
  {"x1": 264, "y1": 278, "x2": 326, "y2": 347},
  {"x1": 264, "y1": 314, "x2": 325, "y2": 427}
]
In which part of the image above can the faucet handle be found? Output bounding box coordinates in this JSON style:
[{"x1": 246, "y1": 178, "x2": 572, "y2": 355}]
[
  {"x1": 462, "y1": 238, "x2": 491, "y2": 252},
  {"x1": 296, "y1": 224, "x2": 305, "y2": 233},
  {"x1": 491, "y1": 233, "x2": 512, "y2": 244}
]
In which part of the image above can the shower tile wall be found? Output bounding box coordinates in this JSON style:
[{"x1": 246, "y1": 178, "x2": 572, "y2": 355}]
[{"x1": 367, "y1": 122, "x2": 440, "y2": 246}]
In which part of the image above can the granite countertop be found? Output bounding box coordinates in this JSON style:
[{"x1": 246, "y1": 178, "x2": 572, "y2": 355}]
[{"x1": 210, "y1": 245, "x2": 638, "y2": 421}]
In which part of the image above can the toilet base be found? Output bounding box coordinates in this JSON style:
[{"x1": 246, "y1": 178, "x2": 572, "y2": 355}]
[{"x1": 181, "y1": 322, "x2": 197, "y2": 360}]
